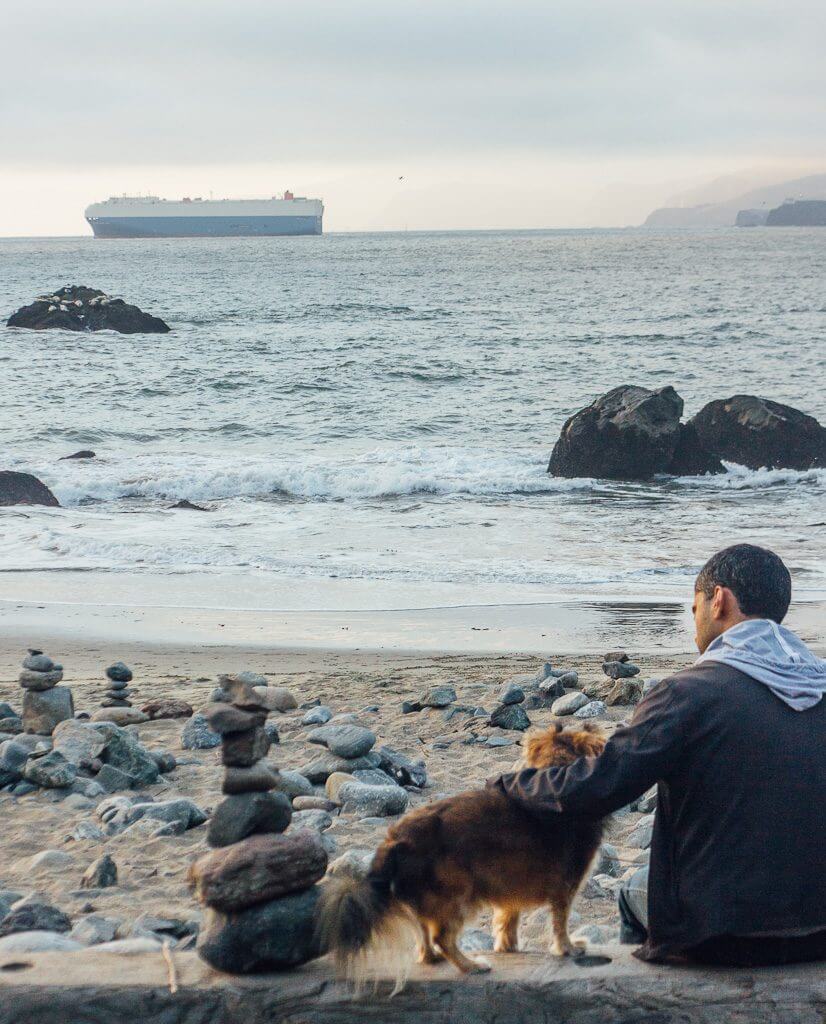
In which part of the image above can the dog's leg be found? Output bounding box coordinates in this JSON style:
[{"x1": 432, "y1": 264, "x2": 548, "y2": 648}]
[
  {"x1": 416, "y1": 919, "x2": 444, "y2": 965},
  {"x1": 492, "y1": 907, "x2": 520, "y2": 953},
  {"x1": 547, "y1": 890, "x2": 585, "y2": 958},
  {"x1": 433, "y1": 920, "x2": 492, "y2": 975}
]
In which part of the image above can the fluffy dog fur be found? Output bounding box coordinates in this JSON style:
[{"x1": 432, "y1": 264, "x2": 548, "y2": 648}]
[{"x1": 317, "y1": 723, "x2": 607, "y2": 978}]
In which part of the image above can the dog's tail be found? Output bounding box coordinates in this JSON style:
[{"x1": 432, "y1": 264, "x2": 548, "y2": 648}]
[{"x1": 316, "y1": 842, "x2": 417, "y2": 985}]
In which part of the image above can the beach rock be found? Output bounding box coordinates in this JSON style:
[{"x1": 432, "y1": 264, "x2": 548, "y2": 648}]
[
  {"x1": 22, "y1": 686, "x2": 74, "y2": 734},
  {"x1": 0, "y1": 739, "x2": 29, "y2": 782},
  {"x1": 376, "y1": 746, "x2": 428, "y2": 788},
  {"x1": 549, "y1": 384, "x2": 688, "y2": 480},
  {"x1": 0, "y1": 701, "x2": 18, "y2": 719},
  {"x1": 291, "y1": 809, "x2": 333, "y2": 832},
  {"x1": 0, "y1": 897, "x2": 71, "y2": 937},
  {"x1": 574, "y1": 700, "x2": 607, "y2": 719},
  {"x1": 327, "y1": 848, "x2": 374, "y2": 880},
  {"x1": 300, "y1": 751, "x2": 379, "y2": 784},
  {"x1": 689, "y1": 394, "x2": 826, "y2": 470},
  {"x1": 222, "y1": 762, "x2": 279, "y2": 794},
  {"x1": 307, "y1": 723, "x2": 376, "y2": 759},
  {"x1": 264, "y1": 721, "x2": 280, "y2": 745},
  {"x1": 0, "y1": 892, "x2": 23, "y2": 920},
  {"x1": 7, "y1": 286, "x2": 171, "y2": 334},
  {"x1": 93, "y1": 723, "x2": 159, "y2": 786},
  {"x1": 460, "y1": 928, "x2": 495, "y2": 952},
  {"x1": 18, "y1": 668, "x2": 64, "y2": 690},
  {"x1": 181, "y1": 713, "x2": 222, "y2": 749},
  {"x1": 302, "y1": 705, "x2": 332, "y2": 726},
  {"x1": 95, "y1": 764, "x2": 134, "y2": 792},
  {"x1": 499, "y1": 682, "x2": 525, "y2": 705},
  {"x1": 95, "y1": 937, "x2": 163, "y2": 954},
  {"x1": 169, "y1": 499, "x2": 209, "y2": 511},
  {"x1": 351, "y1": 768, "x2": 396, "y2": 787},
  {"x1": 126, "y1": 798, "x2": 207, "y2": 831},
  {"x1": 606, "y1": 677, "x2": 644, "y2": 706},
  {"x1": 196, "y1": 886, "x2": 321, "y2": 973},
  {"x1": 221, "y1": 726, "x2": 270, "y2": 767},
  {"x1": 105, "y1": 662, "x2": 133, "y2": 683},
  {"x1": 604, "y1": 650, "x2": 629, "y2": 663},
  {"x1": 251, "y1": 685, "x2": 298, "y2": 713},
  {"x1": 23, "y1": 651, "x2": 55, "y2": 672},
  {"x1": 272, "y1": 769, "x2": 314, "y2": 799},
  {"x1": 90, "y1": 707, "x2": 148, "y2": 726},
  {"x1": 69, "y1": 913, "x2": 119, "y2": 946},
  {"x1": 420, "y1": 685, "x2": 457, "y2": 708},
  {"x1": 203, "y1": 702, "x2": 266, "y2": 735},
  {"x1": 0, "y1": 716, "x2": 23, "y2": 737},
  {"x1": 556, "y1": 670, "x2": 579, "y2": 688},
  {"x1": 0, "y1": 930, "x2": 82, "y2": 953},
  {"x1": 551, "y1": 691, "x2": 590, "y2": 716},
  {"x1": 60, "y1": 449, "x2": 96, "y2": 460},
  {"x1": 525, "y1": 678, "x2": 567, "y2": 709},
  {"x1": 292, "y1": 795, "x2": 337, "y2": 812},
  {"x1": 668, "y1": 422, "x2": 726, "y2": 475},
  {"x1": 337, "y1": 781, "x2": 409, "y2": 818},
  {"x1": 325, "y1": 771, "x2": 355, "y2": 801},
  {"x1": 603, "y1": 660, "x2": 641, "y2": 679},
  {"x1": 22, "y1": 750, "x2": 76, "y2": 788},
  {"x1": 140, "y1": 698, "x2": 193, "y2": 721},
  {"x1": 150, "y1": 750, "x2": 177, "y2": 773},
  {"x1": 189, "y1": 831, "x2": 327, "y2": 912},
  {"x1": 0, "y1": 470, "x2": 60, "y2": 507},
  {"x1": 27, "y1": 849, "x2": 74, "y2": 872},
  {"x1": 627, "y1": 814, "x2": 656, "y2": 849},
  {"x1": 595, "y1": 843, "x2": 622, "y2": 878},
  {"x1": 131, "y1": 913, "x2": 195, "y2": 944},
  {"x1": 51, "y1": 719, "x2": 106, "y2": 766},
  {"x1": 207, "y1": 791, "x2": 292, "y2": 848},
  {"x1": 489, "y1": 703, "x2": 531, "y2": 731},
  {"x1": 71, "y1": 820, "x2": 106, "y2": 842}
]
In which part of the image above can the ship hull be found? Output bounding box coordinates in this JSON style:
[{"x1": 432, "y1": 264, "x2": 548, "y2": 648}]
[{"x1": 86, "y1": 215, "x2": 323, "y2": 238}]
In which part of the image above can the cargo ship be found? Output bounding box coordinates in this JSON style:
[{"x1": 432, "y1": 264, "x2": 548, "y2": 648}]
[{"x1": 85, "y1": 192, "x2": 323, "y2": 238}]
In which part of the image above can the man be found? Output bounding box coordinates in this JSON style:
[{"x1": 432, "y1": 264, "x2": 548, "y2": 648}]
[{"x1": 489, "y1": 544, "x2": 826, "y2": 966}]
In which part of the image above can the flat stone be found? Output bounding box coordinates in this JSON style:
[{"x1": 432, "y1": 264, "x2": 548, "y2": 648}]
[
  {"x1": 302, "y1": 705, "x2": 332, "y2": 726},
  {"x1": 19, "y1": 668, "x2": 64, "y2": 690},
  {"x1": 22, "y1": 686, "x2": 74, "y2": 734},
  {"x1": 140, "y1": 699, "x2": 193, "y2": 720},
  {"x1": 300, "y1": 750, "x2": 379, "y2": 784},
  {"x1": 106, "y1": 678, "x2": 130, "y2": 691},
  {"x1": 419, "y1": 685, "x2": 456, "y2": 708},
  {"x1": 197, "y1": 886, "x2": 321, "y2": 973},
  {"x1": 94, "y1": 937, "x2": 163, "y2": 954},
  {"x1": 602, "y1": 660, "x2": 641, "y2": 680},
  {"x1": 222, "y1": 763, "x2": 279, "y2": 794},
  {"x1": 272, "y1": 769, "x2": 314, "y2": 798},
  {"x1": 189, "y1": 832, "x2": 327, "y2": 911},
  {"x1": 202, "y1": 703, "x2": 265, "y2": 735},
  {"x1": 207, "y1": 791, "x2": 292, "y2": 848},
  {"x1": 251, "y1": 685, "x2": 298, "y2": 713},
  {"x1": 181, "y1": 714, "x2": 221, "y2": 750},
  {"x1": 551, "y1": 691, "x2": 590, "y2": 716},
  {"x1": 23, "y1": 652, "x2": 56, "y2": 672},
  {"x1": 51, "y1": 719, "x2": 106, "y2": 766},
  {"x1": 351, "y1": 768, "x2": 397, "y2": 786},
  {"x1": 0, "y1": 897, "x2": 71, "y2": 937},
  {"x1": 0, "y1": 930, "x2": 81, "y2": 953},
  {"x1": 221, "y1": 725, "x2": 270, "y2": 767},
  {"x1": 105, "y1": 662, "x2": 133, "y2": 683},
  {"x1": 489, "y1": 703, "x2": 531, "y2": 731},
  {"x1": 307, "y1": 723, "x2": 376, "y2": 759},
  {"x1": 22, "y1": 750, "x2": 77, "y2": 788},
  {"x1": 292, "y1": 795, "x2": 337, "y2": 812},
  {"x1": 69, "y1": 914, "x2": 120, "y2": 946},
  {"x1": 95, "y1": 763, "x2": 135, "y2": 792},
  {"x1": 126, "y1": 798, "x2": 207, "y2": 831},
  {"x1": 337, "y1": 781, "x2": 409, "y2": 818},
  {"x1": 574, "y1": 700, "x2": 608, "y2": 719}
]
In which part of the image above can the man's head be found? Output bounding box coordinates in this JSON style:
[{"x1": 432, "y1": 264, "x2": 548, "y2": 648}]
[{"x1": 693, "y1": 544, "x2": 792, "y2": 652}]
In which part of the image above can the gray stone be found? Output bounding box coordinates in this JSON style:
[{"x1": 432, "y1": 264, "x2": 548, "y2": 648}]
[
  {"x1": 95, "y1": 937, "x2": 163, "y2": 954},
  {"x1": 489, "y1": 703, "x2": 531, "y2": 731},
  {"x1": 292, "y1": 796, "x2": 337, "y2": 812},
  {"x1": 290, "y1": 809, "x2": 333, "y2": 832},
  {"x1": 131, "y1": 912, "x2": 195, "y2": 943},
  {"x1": 197, "y1": 886, "x2": 321, "y2": 973},
  {"x1": 420, "y1": 685, "x2": 456, "y2": 708},
  {"x1": 551, "y1": 691, "x2": 590, "y2": 716},
  {"x1": 498, "y1": 682, "x2": 525, "y2": 705},
  {"x1": 105, "y1": 662, "x2": 132, "y2": 683},
  {"x1": 459, "y1": 928, "x2": 495, "y2": 952},
  {"x1": 604, "y1": 650, "x2": 629, "y2": 664},
  {"x1": 181, "y1": 713, "x2": 221, "y2": 750},
  {"x1": 337, "y1": 781, "x2": 409, "y2": 817},
  {"x1": 0, "y1": 897, "x2": 71, "y2": 937},
  {"x1": 203, "y1": 703, "x2": 265, "y2": 735},
  {"x1": 595, "y1": 843, "x2": 622, "y2": 878},
  {"x1": 23, "y1": 652, "x2": 56, "y2": 672},
  {"x1": 22, "y1": 686, "x2": 74, "y2": 734},
  {"x1": 300, "y1": 751, "x2": 380, "y2": 784},
  {"x1": 627, "y1": 814, "x2": 655, "y2": 849},
  {"x1": 221, "y1": 725, "x2": 270, "y2": 767},
  {"x1": 605, "y1": 677, "x2": 644, "y2": 706},
  {"x1": 95, "y1": 763, "x2": 134, "y2": 792},
  {"x1": 22, "y1": 750, "x2": 77, "y2": 788},
  {"x1": 207, "y1": 791, "x2": 292, "y2": 848},
  {"x1": 0, "y1": 891, "x2": 23, "y2": 921},
  {"x1": 251, "y1": 685, "x2": 298, "y2": 712},
  {"x1": 307, "y1": 723, "x2": 376, "y2": 759},
  {"x1": 69, "y1": 914, "x2": 119, "y2": 946},
  {"x1": 327, "y1": 848, "x2": 374, "y2": 879},
  {"x1": 126, "y1": 798, "x2": 207, "y2": 830},
  {"x1": 643, "y1": 677, "x2": 661, "y2": 695},
  {"x1": 0, "y1": 738, "x2": 30, "y2": 781},
  {"x1": 272, "y1": 768, "x2": 314, "y2": 798},
  {"x1": 556, "y1": 670, "x2": 579, "y2": 687},
  {"x1": 0, "y1": 930, "x2": 81, "y2": 953},
  {"x1": 376, "y1": 746, "x2": 428, "y2": 788},
  {"x1": 302, "y1": 705, "x2": 332, "y2": 726},
  {"x1": 603, "y1": 660, "x2": 641, "y2": 680},
  {"x1": 62, "y1": 792, "x2": 94, "y2": 811},
  {"x1": 52, "y1": 718, "x2": 106, "y2": 766},
  {"x1": 106, "y1": 678, "x2": 130, "y2": 691},
  {"x1": 351, "y1": 768, "x2": 396, "y2": 786},
  {"x1": 486, "y1": 735, "x2": 516, "y2": 747},
  {"x1": 574, "y1": 700, "x2": 607, "y2": 719},
  {"x1": 150, "y1": 750, "x2": 176, "y2": 773},
  {"x1": 27, "y1": 849, "x2": 74, "y2": 872},
  {"x1": 0, "y1": 717, "x2": 22, "y2": 738},
  {"x1": 0, "y1": 701, "x2": 18, "y2": 720},
  {"x1": 222, "y1": 763, "x2": 279, "y2": 794},
  {"x1": 94, "y1": 722, "x2": 160, "y2": 786},
  {"x1": 71, "y1": 820, "x2": 106, "y2": 842},
  {"x1": 90, "y1": 707, "x2": 147, "y2": 726},
  {"x1": 19, "y1": 668, "x2": 64, "y2": 690},
  {"x1": 264, "y1": 721, "x2": 280, "y2": 745}
]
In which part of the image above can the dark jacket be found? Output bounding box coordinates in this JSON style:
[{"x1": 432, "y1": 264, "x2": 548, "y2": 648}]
[{"x1": 490, "y1": 662, "x2": 826, "y2": 961}]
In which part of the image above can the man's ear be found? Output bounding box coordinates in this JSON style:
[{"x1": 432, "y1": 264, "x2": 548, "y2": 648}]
[{"x1": 711, "y1": 585, "x2": 727, "y2": 619}]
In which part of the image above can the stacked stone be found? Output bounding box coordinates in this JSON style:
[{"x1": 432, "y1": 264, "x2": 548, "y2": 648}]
[
  {"x1": 19, "y1": 649, "x2": 73, "y2": 735},
  {"x1": 102, "y1": 662, "x2": 133, "y2": 708},
  {"x1": 191, "y1": 674, "x2": 328, "y2": 974}
]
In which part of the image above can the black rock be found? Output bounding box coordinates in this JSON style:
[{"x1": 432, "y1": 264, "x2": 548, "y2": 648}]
[
  {"x1": 667, "y1": 422, "x2": 725, "y2": 476},
  {"x1": 105, "y1": 662, "x2": 133, "y2": 683},
  {"x1": 548, "y1": 385, "x2": 685, "y2": 481},
  {"x1": 489, "y1": 703, "x2": 531, "y2": 731},
  {"x1": 60, "y1": 450, "x2": 96, "y2": 461},
  {"x1": 376, "y1": 745, "x2": 428, "y2": 788},
  {"x1": 689, "y1": 395, "x2": 826, "y2": 470},
  {"x1": 169, "y1": 499, "x2": 210, "y2": 511},
  {"x1": 207, "y1": 791, "x2": 292, "y2": 848},
  {"x1": 0, "y1": 470, "x2": 59, "y2": 507},
  {"x1": 603, "y1": 660, "x2": 641, "y2": 680},
  {"x1": 7, "y1": 285, "x2": 171, "y2": 334},
  {"x1": 196, "y1": 887, "x2": 322, "y2": 973},
  {"x1": 0, "y1": 897, "x2": 71, "y2": 937}
]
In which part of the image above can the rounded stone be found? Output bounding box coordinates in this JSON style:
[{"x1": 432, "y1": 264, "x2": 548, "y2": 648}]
[
  {"x1": 106, "y1": 662, "x2": 133, "y2": 683},
  {"x1": 207, "y1": 791, "x2": 292, "y2": 848},
  {"x1": 551, "y1": 691, "x2": 591, "y2": 716}
]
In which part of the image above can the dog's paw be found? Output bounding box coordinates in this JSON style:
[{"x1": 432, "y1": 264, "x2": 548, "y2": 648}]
[
  {"x1": 467, "y1": 957, "x2": 492, "y2": 974},
  {"x1": 570, "y1": 942, "x2": 588, "y2": 958}
]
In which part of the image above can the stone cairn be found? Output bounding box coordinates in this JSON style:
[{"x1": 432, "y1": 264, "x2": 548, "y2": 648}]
[
  {"x1": 19, "y1": 649, "x2": 73, "y2": 735},
  {"x1": 190, "y1": 674, "x2": 328, "y2": 974},
  {"x1": 102, "y1": 662, "x2": 133, "y2": 708}
]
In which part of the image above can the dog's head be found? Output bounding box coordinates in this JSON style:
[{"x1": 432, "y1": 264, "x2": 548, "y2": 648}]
[{"x1": 523, "y1": 723, "x2": 606, "y2": 769}]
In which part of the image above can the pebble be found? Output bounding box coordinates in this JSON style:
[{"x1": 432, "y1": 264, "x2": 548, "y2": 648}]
[
  {"x1": 292, "y1": 795, "x2": 337, "y2": 812},
  {"x1": 351, "y1": 768, "x2": 396, "y2": 786},
  {"x1": 181, "y1": 714, "x2": 222, "y2": 749},
  {"x1": 272, "y1": 768, "x2": 314, "y2": 798},
  {"x1": 106, "y1": 662, "x2": 133, "y2": 683},
  {"x1": 141, "y1": 699, "x2": 193, "y2": 720},
  {"x1": 207, "y1": 791, "x2": 292, "y2": 848},
  {"x1": 300, "y1": 750, "x2": 379, "y2": 784},
  {"x1": 222, "y1": 763, "x2": 279, "y2": 795},
  {"x1": 574, "y1": 700, "x2": 607, "y2": 719},
  {"x1": 419, "y1": 685, "x2": 457, "y2": 708},
  {"x1": 556, "y1": 670, "x2": 579, "y2": 687},
  {"x1": 71, "y1": 821, "x2": 106, "y2": 842},
  {"x1": 306, "y1": 723, "x2": 376, "y2": 759},
  {"x1": 337, "y1": 780, "x2": 409, "y2": 818},
  {"x1": 376, "y1": 746, "x2": 428, "y2": 788},
  {"x1": 550, "y1": 691, "x2": 590, "y2": 716},
  {"x1": 21, "y1": 686, "x2": 74, "y2": 735},
  {"x1": 290, "y1": 808, "x2": 333, "y2": 832},
  {"x1": 325, "y1": 771, "x2": 355, "y2": 801},
  {"x1": 19, "y1": 668, "x2": 64, "y2": 690},
  {"x1": 327, "y1": 847, "x2": 374, "y2": 879},
  {"x1": 23, "y1": 651, "x2": 56, "y2": 672},
  {"x1": 498, "y1": 682, "x2": 525, "y2": 705},
  {"x1": 96, "y1": 937, "x2": 163, "y2": 954},
  {"x1": 302, "y1": 705, "x2": 332, "y2": 726},
  {"x1": 251, "y1": 685, "x2": 298, "y2": 712},
  {"x1": 90, "y1": 707, "x2": 148, "y2": 726}
]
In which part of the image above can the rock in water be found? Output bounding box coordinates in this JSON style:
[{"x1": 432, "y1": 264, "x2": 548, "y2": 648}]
[
  {"x1": 7, "y1": 285, "x2": 170, "y2": 334},
  {"x1": 549, "y1": 385, "x2": 713, "y2": 480},
  {"x1": 668, "y1": 422, "x2": 725, "y2": 475},
  {"x1": 60, "y1": 450, "x2": 96, "y2": 460},
  {"x1": 689, "y1": 395, "x2": 826, "y2": 470},
  {"x1": 188, "y1": 831, "x2": 328, "y2": 911},
  {"x1": 196, "y1": 887, "x2": 321, "y2": 973},
  {"x1": 0, "y1": 471, "x2": 60, "y2": 507}
]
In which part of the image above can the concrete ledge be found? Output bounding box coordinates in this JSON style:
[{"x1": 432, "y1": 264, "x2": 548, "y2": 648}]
[{"x1": 1, "y1": 945, "x2": 825, "y2": 1024}]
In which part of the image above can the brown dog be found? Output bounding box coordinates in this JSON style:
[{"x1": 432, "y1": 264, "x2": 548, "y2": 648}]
[{"x1": 317, "y1": 723, "x2": 607, "y2": 977}]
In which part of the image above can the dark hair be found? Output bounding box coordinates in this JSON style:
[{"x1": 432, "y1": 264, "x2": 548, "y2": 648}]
[{"x1": 695, "y1": 544, "x2": 791, "y2": 623}]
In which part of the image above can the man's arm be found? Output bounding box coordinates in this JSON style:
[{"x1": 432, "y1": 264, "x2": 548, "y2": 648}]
[{"x1": 489, "y1": 680, "x2": 689, "y2": 817}]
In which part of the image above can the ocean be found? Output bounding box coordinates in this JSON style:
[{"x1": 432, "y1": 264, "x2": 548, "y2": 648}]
[{"x1": 1, "y1": 229, "x2": 825, "y2": 646}]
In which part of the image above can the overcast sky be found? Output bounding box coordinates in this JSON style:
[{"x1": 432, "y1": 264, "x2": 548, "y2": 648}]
[{"x1": 2, "y1": 0, "x2": 825, "y2": 234}]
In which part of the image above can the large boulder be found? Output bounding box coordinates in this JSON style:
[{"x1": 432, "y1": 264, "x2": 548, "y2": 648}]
[
  {"x1": 548, "y1": 386, "x2": 688, "y2": 480},
  {"x1": 689, "y1": 395, "x2": 826, "y2": 470},
  {"x1": 0, "y1": 471, "x2": 59, "y2": 507},
  {"x1": 7, "y1": 285, "x2": 170, "y2": 334}
]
